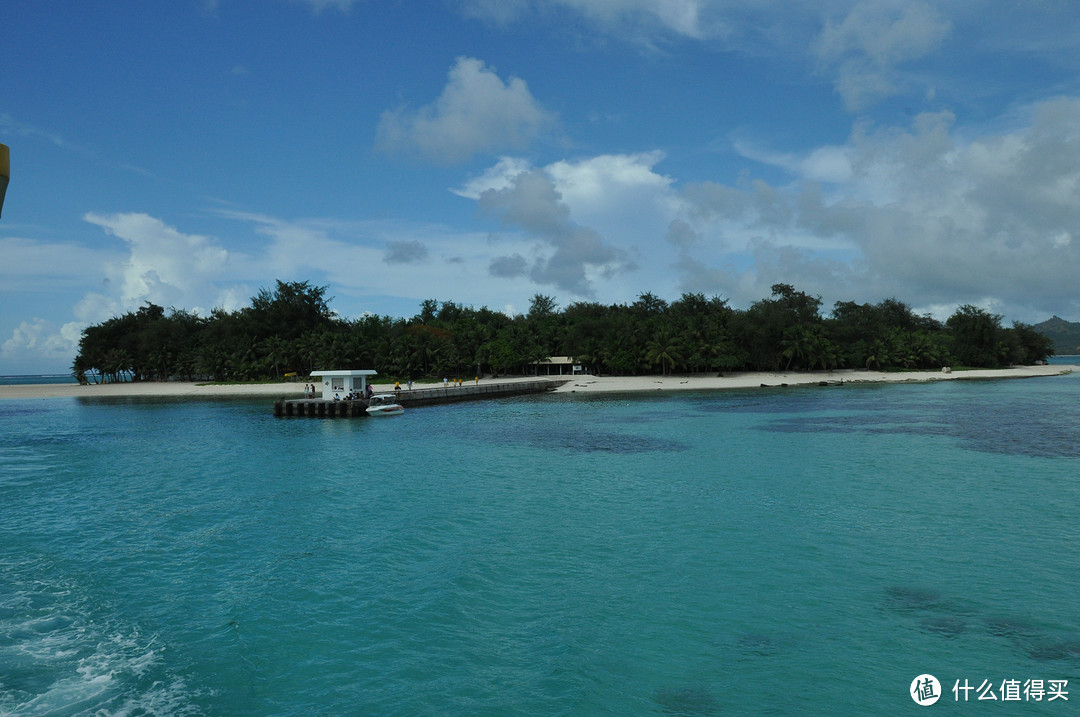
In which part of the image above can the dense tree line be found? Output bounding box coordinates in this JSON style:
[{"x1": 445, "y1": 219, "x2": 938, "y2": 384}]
[{"x1": 71, "y1": 280, "x2": 1055, "y2": 384}]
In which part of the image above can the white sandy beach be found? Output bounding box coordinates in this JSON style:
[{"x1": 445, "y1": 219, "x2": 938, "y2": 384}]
[
  {"x1": 1, "y1": 364, "x2": 1075, "y2": 401},
  {"x1": 552, "y1": 364, "x2": 1078, "y2": 393}
]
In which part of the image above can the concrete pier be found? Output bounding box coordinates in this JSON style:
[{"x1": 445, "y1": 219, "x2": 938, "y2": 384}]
[{"x1": 273, "y1": 378, "x2": 570, "y2": 417}]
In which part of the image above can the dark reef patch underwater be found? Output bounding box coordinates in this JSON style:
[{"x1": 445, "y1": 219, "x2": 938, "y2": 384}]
[
  {"x1": 753, "y1": 377, "x2": 1080, "y2": 458},
  {"x1": 883, "y1": 585, "x2": 1080, "y2": 664},
  {"x1": 653, "y1": 685, "x2": 721, "y2": 716}
]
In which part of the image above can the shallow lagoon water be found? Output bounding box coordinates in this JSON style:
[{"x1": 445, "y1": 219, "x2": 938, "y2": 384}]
[{"x1": 1, "y1": 374, "x2": 1078, "y2": 715}]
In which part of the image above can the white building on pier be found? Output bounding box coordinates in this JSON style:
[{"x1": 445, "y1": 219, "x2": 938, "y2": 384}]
[{"x1": 309, "y1": 369, "x2": 377, "y2": 399}]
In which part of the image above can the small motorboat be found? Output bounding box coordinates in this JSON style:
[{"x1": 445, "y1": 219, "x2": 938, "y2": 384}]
[{"x1": 366, "y1": 394, "x2": 405, "y2": 416}]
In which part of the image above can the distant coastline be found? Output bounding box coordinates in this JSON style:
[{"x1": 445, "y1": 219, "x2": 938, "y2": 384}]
[
  {"x1": 0, "y1": 374, "x2": 79, "y2": 387},
  {"x1": 0, "y1": 364, "x2": 1075, "y2": 401}
]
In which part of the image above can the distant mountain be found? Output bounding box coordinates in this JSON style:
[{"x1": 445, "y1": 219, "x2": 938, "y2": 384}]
[{"x1": 1033, "y1": 316, "x2": 1080, "y2": 355}]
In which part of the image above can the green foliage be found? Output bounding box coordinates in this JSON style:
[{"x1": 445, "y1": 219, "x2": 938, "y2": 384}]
[
  {"x1": 72, "y1": 282, "x2": 1057, "y2": 382},
  {"x1": 947, "y1": 304, "x2": 1004, "y2": 367},
  {"x1": 246, "y1": 280, "x2": 333, "y2": 341},
  {"x1": 1006, "y1": 322, "x2": 1055, "y2": 364}
]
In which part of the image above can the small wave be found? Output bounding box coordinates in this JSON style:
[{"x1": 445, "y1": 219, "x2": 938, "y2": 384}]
[{"x1": 0, "y1": 566, "x2": 205, "y2": 717}]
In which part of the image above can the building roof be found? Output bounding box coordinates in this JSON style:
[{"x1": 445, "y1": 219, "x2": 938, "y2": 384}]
[
  {"x1": 309, "y1": 369, "x2": 378, "y2": 377},
  {"x1": 532, "y1": 356, "x2": 577, "y2": 365}
]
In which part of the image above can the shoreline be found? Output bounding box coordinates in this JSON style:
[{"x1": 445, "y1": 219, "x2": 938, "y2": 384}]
[
  {"x1": 550, "y1": 364, "x2": 1077, "y2": 394},
  {"x1": 0, "y1": 364, "x2": 1075, "y2": 401}
]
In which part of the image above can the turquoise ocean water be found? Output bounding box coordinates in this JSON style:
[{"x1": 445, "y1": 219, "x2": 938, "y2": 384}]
[{"x1": 2, "y1": 373, "x2": 1079, "y2": 715}]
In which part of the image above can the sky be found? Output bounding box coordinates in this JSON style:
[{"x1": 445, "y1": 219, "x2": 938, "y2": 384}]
[{"x1": 3, "y1": 0, "x2": 1080, "y2": 374}]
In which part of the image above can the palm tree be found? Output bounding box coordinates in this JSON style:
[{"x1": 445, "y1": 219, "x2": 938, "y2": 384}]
[
  {"x1": 807, "y1": 333, "x2": 839, "y2": 370},
  {"x1": 779, "y1": 326, "x2": 811, "y2": 370},
  {"x1": 103, "y1": 348, "x2": 132, "y2": 382},
  {"x1": 864, "y1": 338, "x2": 890, "y2": 370},
  {"x1": 645, "y1": 328, "x2": 683, "y2": 376},
  {"x1": 260, "y1": 336, "x2": 288, "y2": 377}
]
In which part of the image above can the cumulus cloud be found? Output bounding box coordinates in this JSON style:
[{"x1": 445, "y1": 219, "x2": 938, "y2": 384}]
[
  {"x1": 462, "y1": 152, "x2": 680, "y2": 275},
  {"x1": 376, "y1": 57, "x2": 557, "y2": 165},
  {"x1": 83, "y1": 212, "x2": 234, "y2": 315},
  {"x1": 545, "y1": 151, "x2": 674, "y2": 214},
  {"x1": 1, "y1": 318, "x2": 80, "y2": 368},
  {"x1": 477, "y1": 168, "x2": 636, "y2": 296},
  {"x1": 673, "y1": 97, "x2": 1080, "y2": 319},
  {"x1": 814, "y1": 0, "x2": 952, "y2": 109},
  {"x1": 0, "y1": 222, "x2": 218, "y2": 372}
]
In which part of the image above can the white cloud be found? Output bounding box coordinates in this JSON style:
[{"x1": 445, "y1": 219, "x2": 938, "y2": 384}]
[
  {"x1": 83, "y1": 212, "x2": 235, "y2": 316},
  {"x1": 560, "y1": 0, "x2": 706, "y2": 39},
  {"x1": 1, "y1": 214, "x2": 248, "y2": 373},
  {"x1": 734, "y1": 139, "x2": 855, "y2": 185},
  {"x1": 814, "y1": 0, "x2": 952, "y2": 109},
  {"x1": 477, "y1": 169, "x2": 637, "y2": 296},
  {"x1": 816, "y1": 1, "x2": 949, "y2": 69},
  {"x1": 453, "y1": 156, "x2": 535, "y2": 199},
  {"x1": 457, "y1": 152, "x2": 676, "y2": 212},
  {"x1": 462, "y1": 152, "x2": 681, "y2": 274},
  {"x1": 376, "y1": 57, "x2": 557, "y2": 165},
  {"x1": 1, "y1": 318, "x2": 79, "y2": 370},
  {"x1": 673, "y1": 98, "x2": 1080, "y2": 319},
  {"x1": 546, "y1": 151, "x2": 674, "y2": 212},
  {"x1": 72, "y1": 292, "x2": 120, "y2": 326},
  {"x1": 460, "y1": 0, "x2": 719, "y2": 43}
]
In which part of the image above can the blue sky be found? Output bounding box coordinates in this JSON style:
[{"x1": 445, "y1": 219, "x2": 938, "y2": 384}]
[{"x1": 3, "y1": 0, "x2": 1080, "y2": 374}]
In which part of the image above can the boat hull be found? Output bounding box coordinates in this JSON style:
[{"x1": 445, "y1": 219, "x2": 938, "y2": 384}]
[{"x1": 366, "y1": 405, "x2": 404, "y2": 416}]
